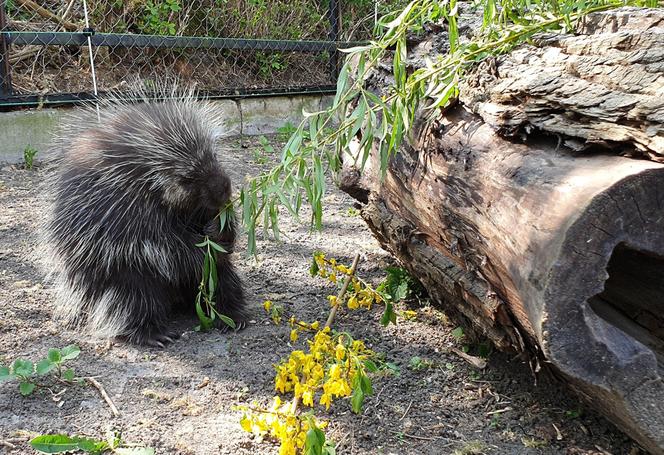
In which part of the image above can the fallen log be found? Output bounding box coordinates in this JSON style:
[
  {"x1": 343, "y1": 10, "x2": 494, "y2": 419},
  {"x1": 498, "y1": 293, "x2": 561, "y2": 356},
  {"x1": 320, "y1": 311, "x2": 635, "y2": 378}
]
[{"x1": 339, "y1": 7, "x2": 664, "y2": 454}]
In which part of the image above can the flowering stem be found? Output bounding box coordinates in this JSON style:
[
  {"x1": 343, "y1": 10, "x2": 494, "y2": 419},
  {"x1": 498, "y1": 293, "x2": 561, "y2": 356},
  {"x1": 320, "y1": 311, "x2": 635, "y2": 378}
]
[{"x1": 325, "y1": 254, "x2": 361, "y2": 329}]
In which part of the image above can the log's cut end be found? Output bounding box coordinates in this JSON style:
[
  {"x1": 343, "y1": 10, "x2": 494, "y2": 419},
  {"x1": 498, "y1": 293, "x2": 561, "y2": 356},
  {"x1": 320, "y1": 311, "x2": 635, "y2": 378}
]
[{"x1": 542, "y1": 169, "x2": 664, "y2": 453}]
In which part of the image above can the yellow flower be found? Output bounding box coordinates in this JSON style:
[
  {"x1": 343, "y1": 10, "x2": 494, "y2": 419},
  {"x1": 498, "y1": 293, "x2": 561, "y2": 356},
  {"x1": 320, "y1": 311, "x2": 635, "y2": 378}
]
[
  {"x1": 347, "y1": 296, "x2": 359, "y2": 309},
  {"x1": 275, "y1": 369, "x2": 292, "y2": 393},
  {"x1": 240, "y1": 415, "x2": 252, "y2": 433},
  {"x1": 353, "y1": 279, "x2": 361, "y2": 293},
  {"x1": 335, "y1": 344, "x2": 346, "y2": 361},
  {"x1": 329, "y1": 272, "x2": 337, "y2": 284},
  {"x1": 301, "y1": 389, "x2": 314, "y2": 407},
  {"x1": 336, "y1": 264, "x2": 350, "y2": 275},
  {"x1": 320, "y1": 392, "x2": 332, "y2": 410},
  {"x1": 329, "y1": 363, "x2": 342, "y2": 380},
  {"x1": 310, "y1": 321, "x2": 320, "y2": 330},
  {"x1": 263, "y1": 300, "x2": 272, "y2": 312},
  {"x1": 327, "y1": 295, "x2": 338, "y2": 307},
  {"x1": 352, "y1": 339, "x2": 366, "y2": 352},
  {"x1": 279, "y1": 440, "x2": 297, "y2": 455},
  {"x1": 402, "y1": 310, "x2": 417, "y2": 320}
]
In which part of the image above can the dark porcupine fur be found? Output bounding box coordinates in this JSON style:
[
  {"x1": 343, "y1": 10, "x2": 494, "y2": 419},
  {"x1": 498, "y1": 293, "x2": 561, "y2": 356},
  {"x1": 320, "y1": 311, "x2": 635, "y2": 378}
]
[{"x1": 46, "y1": 89, "x2": 247, "y2": 347}]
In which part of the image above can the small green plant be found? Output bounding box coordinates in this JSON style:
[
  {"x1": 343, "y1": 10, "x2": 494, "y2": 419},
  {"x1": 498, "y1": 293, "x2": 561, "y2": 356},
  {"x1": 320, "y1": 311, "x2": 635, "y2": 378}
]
[
  {"x1": 252, "y1": 136, "x2": 276, "y2": 164},
  {"x1": 262, "y1": 299, "x2": 284, "y2": 324},
  {"x1": 256, "y1": 51, "x2": 285, "y2": 78},
  {"x1": 453, "y1": 440, "x2": 489, "y2": 455},
  {"x1": 276, "y1": 122, "x2": 298, "y2": 141},
  {"x1": 451, "y1": 326, "x2": 465, "y2": 341},
  {"x1": 23, "y1": 145, "x2": 38, "y2": 170},
  {"x1": 140, "y1": 0, "x2": 181, "y2": 35},
  {"x1": 376, "y1": 266, "x2": 422, "y2": 326},
  {"x1": 521, "y1": 436, "x2": 548, "y2": 448},
  {"x1": 0, "y1": 345, "x2": 80, "y2": 396},
  {"x1": 408, "y1": 356, "x2": 435, "y2": 371},
  {"x1": 344, "y1": 206, "x2": 360, "y2": 217},
  {"x1": 30, "y1": 431, "x2": 154, "y2": 454}
]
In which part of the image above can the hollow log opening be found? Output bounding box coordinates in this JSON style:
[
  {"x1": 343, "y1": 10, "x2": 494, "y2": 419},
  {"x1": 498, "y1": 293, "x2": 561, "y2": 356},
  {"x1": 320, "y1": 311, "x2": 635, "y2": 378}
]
[{"x1": 589, "y1": 243, "x2": 664, "y2": 373}]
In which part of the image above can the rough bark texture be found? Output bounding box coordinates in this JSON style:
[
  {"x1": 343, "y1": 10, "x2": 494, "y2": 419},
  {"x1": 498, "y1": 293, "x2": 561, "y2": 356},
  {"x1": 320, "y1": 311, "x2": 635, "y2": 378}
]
[
  {"x1": 339, "y1": 7, "x2": 664, "y2": 455},
  {"x1": 460, "y1": 8, "x2": 664, "y2": 160}
]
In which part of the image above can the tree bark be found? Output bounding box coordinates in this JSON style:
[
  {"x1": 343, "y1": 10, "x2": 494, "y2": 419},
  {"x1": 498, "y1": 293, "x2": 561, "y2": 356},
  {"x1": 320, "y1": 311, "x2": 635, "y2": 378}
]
[{"x1": 339, "y1": 7, "x2": 664, "y2": 454}]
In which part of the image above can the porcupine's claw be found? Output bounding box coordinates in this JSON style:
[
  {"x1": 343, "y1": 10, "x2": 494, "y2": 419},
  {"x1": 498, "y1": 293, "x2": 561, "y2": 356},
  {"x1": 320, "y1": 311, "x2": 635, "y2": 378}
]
[
  {"x1": 219, "y1": 319, "x2": 246, "y2": 333},
  {"x1": 145, "y1": 332, "x2": 180, "y2": 348}
]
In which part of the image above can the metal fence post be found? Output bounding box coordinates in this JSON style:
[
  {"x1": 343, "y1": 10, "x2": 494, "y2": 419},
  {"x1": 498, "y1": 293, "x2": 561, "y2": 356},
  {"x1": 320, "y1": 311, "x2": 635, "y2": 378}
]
[
  {"x1": 0, "y1": 1, "x2": 12, "y2": 97},
  {"x1": 328, "y1": 0, "x2": 341, "y2": 82}
]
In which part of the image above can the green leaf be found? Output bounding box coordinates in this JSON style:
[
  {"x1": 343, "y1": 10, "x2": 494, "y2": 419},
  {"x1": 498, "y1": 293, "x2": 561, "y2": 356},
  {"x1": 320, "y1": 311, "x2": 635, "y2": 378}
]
[
  {"x1": 350, "y1": 386, "x2": 365, "y2": 414},
  {"x1": 451, "y1": 326, "x2": 465, "y2": 340},
  {"x1": 208, "y1": 254, "x2": 218, "y2": 298},
  {"x1": 332, "y1": 65, "x2": 349, "y2": 109},
  {"x1": 30, "y1": 435, "x2": 109, "y2": 454},
  {"x1": 337, "y1": 44, "x2": 372, "y2": 54},
  {"x1": 309, "y1": 256, "x2": 320, "y2": 277},
  {"x1": 394, "y1": 281, "x2": 409, "y2": 302},
  {"x1": 208, "y1": 241, "x2": 227, "y2": 254},
  {"x1": 194, "y1": 298, "x2": 213, "y2": 332},
  {"x1": 0, "y1": 365, "x2": 13, "y2": 381},
  {"x1": 360, "y1": 373, "x2": 373, "y2": 396},
  {"x1": 59, "y1": 345, "x2": 81, "y2": 361},
  {"x1": 62, "y1": 368, "x2": 75, "y2": 382},
  {"x1": 36, "y1": 359, "x2": 55, "y2": 376},
  {"x1": 216, "y1": 313, "x2": 236, "y2": 330},
  {"x1": 47, "y1": 349, "x2": 62, "y2": 364},
  {"x1": 12, "y1": 359, "x2": 33, "y2": 377},
  {"x1": 322, "y1": 441, "x2": 337, "y2": 455},
  {"x1": 379, "y1": 301, "x2": 397, "y2": 327},
  {"x1": 304, "y1": 426, "x2": 326, "y2": 455},
  {"x1": 19, "y1": 381, "x2": 36, "y2": 396},
  {"x1": 364, "y1": 360, "x2": 378, "y2": 373},
  {"x1": 218, "y1": 209, "x2": 229, "y2": 233},
  {"x1": 382, "y1": 362, "x2": 400, "y2": 375}
]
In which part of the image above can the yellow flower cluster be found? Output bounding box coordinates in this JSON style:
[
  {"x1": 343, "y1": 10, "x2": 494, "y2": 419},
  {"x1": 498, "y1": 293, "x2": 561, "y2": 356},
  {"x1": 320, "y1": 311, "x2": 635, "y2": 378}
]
[
  {"x1": 263, "y1": 299, "x2": 284, "y2": 324},
  {"x1": 288, "y1": 316, "x2": 320, "y2": 343},
  {"x1": 239, "y1": 397, "x2": 326, "y2": 455},
  {"x1": 274, "y1": 328, "x2": 374, "y2": 410},
  {"x1": 313, "y1": 253, "x2": 383, "y2": 311}
]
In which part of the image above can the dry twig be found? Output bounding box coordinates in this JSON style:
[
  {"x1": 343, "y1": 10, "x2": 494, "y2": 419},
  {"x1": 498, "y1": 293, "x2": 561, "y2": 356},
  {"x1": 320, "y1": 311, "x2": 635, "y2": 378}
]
[{"x1": 86, "y1": 377, "x2": 120, "y2": 417}]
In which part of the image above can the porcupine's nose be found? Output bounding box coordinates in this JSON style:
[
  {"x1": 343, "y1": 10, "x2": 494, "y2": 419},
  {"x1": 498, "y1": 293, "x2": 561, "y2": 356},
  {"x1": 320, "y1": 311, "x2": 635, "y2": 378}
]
[{"x1": 204, "y1": 174, "x2": 232, "y2": 211}]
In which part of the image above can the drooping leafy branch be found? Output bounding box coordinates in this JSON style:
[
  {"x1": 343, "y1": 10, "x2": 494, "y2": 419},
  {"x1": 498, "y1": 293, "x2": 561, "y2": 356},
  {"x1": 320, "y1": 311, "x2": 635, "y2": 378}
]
[{"x1": 232, "y1": 0, "x2": 659, "y2": 255}]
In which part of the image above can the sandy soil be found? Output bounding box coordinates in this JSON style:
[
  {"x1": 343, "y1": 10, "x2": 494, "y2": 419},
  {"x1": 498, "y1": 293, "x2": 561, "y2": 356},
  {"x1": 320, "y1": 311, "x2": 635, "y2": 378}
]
[{"x1": 0, "y1": 135, "x2": 645, "y2": 455}]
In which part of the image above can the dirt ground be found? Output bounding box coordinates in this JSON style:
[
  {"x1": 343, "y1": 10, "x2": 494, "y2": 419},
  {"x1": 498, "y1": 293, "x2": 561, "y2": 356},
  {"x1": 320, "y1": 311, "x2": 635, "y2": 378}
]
[{"x1": 0, "y1": 134, "x2": 646, "y2": 455}]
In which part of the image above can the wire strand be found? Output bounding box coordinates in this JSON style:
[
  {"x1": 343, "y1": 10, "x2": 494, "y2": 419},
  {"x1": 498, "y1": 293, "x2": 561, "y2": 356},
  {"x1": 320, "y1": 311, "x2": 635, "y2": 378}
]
[{"x1": 82, "y1": 0, "x2": 100, "y2": 122}]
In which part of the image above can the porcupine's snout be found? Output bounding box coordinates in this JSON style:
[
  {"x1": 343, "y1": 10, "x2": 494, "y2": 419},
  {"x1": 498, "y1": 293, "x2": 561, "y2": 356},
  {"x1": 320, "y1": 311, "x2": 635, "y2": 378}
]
[{"x1": 202, "y1": 170, "x2": 233, "y2": 212}]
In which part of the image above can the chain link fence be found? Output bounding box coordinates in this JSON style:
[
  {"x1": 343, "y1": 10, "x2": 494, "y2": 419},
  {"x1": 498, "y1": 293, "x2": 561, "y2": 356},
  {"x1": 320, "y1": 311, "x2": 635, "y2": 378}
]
[{"x1": 0, "y1": 0, "x2": 398, "y2": 108}]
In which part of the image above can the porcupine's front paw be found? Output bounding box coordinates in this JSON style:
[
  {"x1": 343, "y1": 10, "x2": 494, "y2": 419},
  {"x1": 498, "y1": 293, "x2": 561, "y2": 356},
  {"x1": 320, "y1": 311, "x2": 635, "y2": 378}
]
[{"x1": 122, "y1": 326, "x2": 182, "y2": 348}]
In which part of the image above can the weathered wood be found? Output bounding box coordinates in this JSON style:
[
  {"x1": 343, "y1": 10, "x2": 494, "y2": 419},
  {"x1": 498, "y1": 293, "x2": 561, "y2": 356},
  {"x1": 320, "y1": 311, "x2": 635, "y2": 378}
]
[
  {"x1": 339, "y1": 7, "x2": 664, "y2": 454},
  {"x1": 460, "y1": 8, "x2": 664, "y2": 161}
]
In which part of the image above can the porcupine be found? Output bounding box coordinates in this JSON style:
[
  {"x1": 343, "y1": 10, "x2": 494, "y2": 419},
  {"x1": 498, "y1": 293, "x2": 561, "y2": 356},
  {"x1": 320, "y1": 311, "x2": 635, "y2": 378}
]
[{"x1": 45, "y1": 88, "x2": 248, "y2": 347}]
